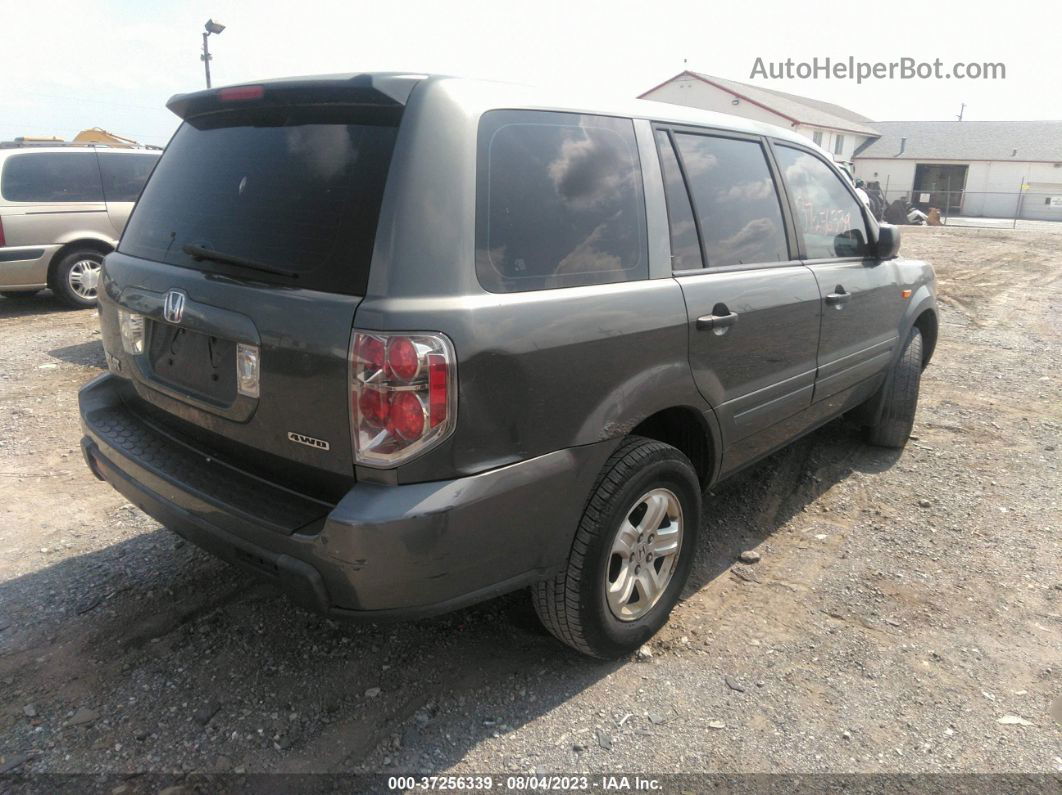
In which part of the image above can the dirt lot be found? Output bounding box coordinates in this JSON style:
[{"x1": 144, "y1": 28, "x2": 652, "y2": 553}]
[{"x1": 1, "y1": 225, "x2": 1059, "y2": 780}]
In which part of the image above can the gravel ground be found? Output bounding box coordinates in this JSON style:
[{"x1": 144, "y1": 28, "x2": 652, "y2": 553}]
[{"x1": 0, "y1": 225, "x2": 1059, "y2": 781}]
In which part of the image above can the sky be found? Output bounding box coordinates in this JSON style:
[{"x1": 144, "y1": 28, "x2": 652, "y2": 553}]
[{"x1": 3, "y1": 0, "x2": 1060, "y2": 148}]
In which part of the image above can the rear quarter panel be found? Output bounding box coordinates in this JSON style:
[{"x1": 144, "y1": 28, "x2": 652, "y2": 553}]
[{"x1": 358, "y1": 279, "x2": 707, "y2": 483}]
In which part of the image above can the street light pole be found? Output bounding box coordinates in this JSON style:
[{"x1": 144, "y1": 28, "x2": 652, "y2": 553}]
[
  {"x1": 201, "y1": 31, "x2": 212, "y2": 88},
  {"x1": 200, "y1": 19, "x2": 225, "y2": 89}
]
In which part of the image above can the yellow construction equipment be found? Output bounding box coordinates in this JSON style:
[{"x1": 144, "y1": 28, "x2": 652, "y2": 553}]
[
  {"x1": 71, "y1": 128, "x2": 142, "y2": 147},
  {"x1": 2, "y1": 128, "x2": 158, "y2": 150}
]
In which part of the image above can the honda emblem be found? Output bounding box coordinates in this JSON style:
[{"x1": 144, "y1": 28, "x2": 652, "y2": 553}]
[{"x1": 163, "y1": 290, "x2": 187, "y2": 324}]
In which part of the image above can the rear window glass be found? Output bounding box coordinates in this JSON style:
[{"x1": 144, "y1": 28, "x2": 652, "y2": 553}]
[
  {"x1": 1, "y1": 152, "x2": 103, "y2": 202},
  {"x1": 119, "y1": 107, "x2": 399, "y2": 295},
  {"x1": 655, "y1": 130, "x2": 703, "y2": 271},
  {"x1": 476, "y1": 110, "x2": 647, "y2": 293},
  {"x1": 98, "y1": 153, "x2": 158, "y2": 202},
  {"x1": 673, "y1": 133, "x2": 788, "y2": 267}
]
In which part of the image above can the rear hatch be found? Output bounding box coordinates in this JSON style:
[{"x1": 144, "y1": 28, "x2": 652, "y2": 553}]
[{"x1": 100, "y1": 76, "x2": 416, "y2": 497}]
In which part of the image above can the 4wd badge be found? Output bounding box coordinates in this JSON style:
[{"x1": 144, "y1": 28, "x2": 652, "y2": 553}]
[{"x1": 287, "y1": 432, "x2": 330, "y2": 451}]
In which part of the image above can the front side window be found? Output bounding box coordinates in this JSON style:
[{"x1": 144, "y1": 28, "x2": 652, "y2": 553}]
[
  {"x1": 774, "y1": 145, "x2": 868, "y2": 259},
  {"x1": 98, "y1": 153, "x2": 158, "y2": 202},
  {"x1": 672, "y1": 133, "x2": 788, "y2": 268},
  {"x1": 0, "y1": 152, "x2": 103, "y2": 202},
  {"x1": 476, "y1": 110, "x2": 647, "y2": 293}
]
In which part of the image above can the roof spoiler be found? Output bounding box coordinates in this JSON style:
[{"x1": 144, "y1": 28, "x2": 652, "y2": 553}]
[{"x1": 166, "y1": 73, "x2": 425, "y2": 120}]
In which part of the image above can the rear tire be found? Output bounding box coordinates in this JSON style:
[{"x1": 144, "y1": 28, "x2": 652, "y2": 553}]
[
  {"x1": 0, "y1": 290, "x2": 41, "y2": 299},
  {"x1": 51, "y1": 249, "x2": 105, "y2": 308},
  {"x1": 532, "y1": 436, "x2": 701, "y2": 659},
  {"x1": 867, "y1": 328, "x2": 923, "y2": 448}
]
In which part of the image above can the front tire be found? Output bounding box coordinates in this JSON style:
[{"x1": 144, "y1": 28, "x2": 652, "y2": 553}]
[
  {"x1": 533, "y1": 436, "x2": 701, "y2": 659},
  {"x1": 867, "y1": 327, "x2": 923, "y2": 448},
  {"x1": 51, "y1": 249, "x2": 104, "y2": 308}
]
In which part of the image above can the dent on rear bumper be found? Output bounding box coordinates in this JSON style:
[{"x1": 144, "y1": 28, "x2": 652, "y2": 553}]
[
  {"x1": 79, "y1": 373, "x2": 617, "y2": 618},
  {"x1": 0, "y1": 245, "x2": 58, "y2": 288},
  {"x1": 318, "y1": 440, "x2": 615, "y2": 612}
]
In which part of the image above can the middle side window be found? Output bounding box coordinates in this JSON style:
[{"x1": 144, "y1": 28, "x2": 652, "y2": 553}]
[{"x1": 672, "y1": 133, "x2": 789, "y2": 268}]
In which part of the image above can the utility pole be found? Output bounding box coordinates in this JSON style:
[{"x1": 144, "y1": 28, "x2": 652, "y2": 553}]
[
  {"x1": 201, "y1": 19, "x2": 226, "y2": 89},
  {"x1": 201, "y1": 32, "x2": 212, "y2": 88},
  {"x1": 956, "y1": 102, "x2": 966, "y2": 121}
]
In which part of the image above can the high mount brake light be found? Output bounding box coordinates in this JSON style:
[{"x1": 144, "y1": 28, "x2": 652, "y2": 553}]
[
  {"x1": 350, "y1": 331, "x2": 456, "y2": 467},
  {"x1": 217, "y1": 85, "x2": 265, "y2": 102}
]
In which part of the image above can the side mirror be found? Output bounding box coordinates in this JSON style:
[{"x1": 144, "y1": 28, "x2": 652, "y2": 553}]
[{"x1": 876, "y1": 224, "x2": 902, "y2": 259}]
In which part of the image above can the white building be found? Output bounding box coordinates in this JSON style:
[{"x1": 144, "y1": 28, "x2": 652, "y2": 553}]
[
  {"x1": 852, "y1": 121, "x2": 1062, "y2": 221},
  {"x1": 639, "y1": 71, "x2": 878, "y2": 167},
  {"x1": 640, "y1": 73, "x2": 1062, "y2": 221}
]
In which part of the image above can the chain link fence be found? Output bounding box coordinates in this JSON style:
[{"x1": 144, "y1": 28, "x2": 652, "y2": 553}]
[{"x1": 861, "y1": 185, "x2": 1062, "y2": 230}]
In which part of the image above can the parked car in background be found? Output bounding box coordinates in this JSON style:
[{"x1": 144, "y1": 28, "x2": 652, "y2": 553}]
[
  {"x1": 0, "y1": 145, "x2": 160, "y2": 307},
  {"x1": 79, "y1": 74, "x2": 937, "y2": 658}
]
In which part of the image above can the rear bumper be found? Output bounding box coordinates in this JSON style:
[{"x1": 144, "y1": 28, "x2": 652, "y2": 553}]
[
  {"x1": 79, "y1": 373, "x2": 615, "y2": 619},
  {"x1": 0, "y1": 245, "x2": 58, "y2": 289}
]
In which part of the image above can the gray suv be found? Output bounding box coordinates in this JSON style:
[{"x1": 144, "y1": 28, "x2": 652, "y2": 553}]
[
  {"x1": 0, "y1": 145, "x2": 159, "y2": 307},
  {"x1": 78, "y1": 74, "x2": 937, "y2": 658}
]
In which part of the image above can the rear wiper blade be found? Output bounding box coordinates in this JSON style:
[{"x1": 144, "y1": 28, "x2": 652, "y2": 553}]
[{"x1": 181, "y1": 244, "x2": 299, "y2": 279}]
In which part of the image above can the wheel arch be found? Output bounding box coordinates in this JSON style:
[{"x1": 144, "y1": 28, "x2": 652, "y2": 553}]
[
  {"x1": 47, "y1": 238, "x2": 114, "y2": 286},
  {"x1": 630, "y1": 405, "x2": 718, "y2": 488},
  {"x1": 912, "y1": 308, "x2": 938, "y2": 369}
]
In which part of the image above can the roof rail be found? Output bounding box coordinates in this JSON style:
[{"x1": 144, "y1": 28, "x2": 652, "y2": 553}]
[{"x1": 0, "y1": 140, "x2": 163, "y2": 150}]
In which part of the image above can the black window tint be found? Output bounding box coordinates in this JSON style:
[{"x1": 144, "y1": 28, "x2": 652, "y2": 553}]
[
  {"x1": 476, "y1": 110, "x2": 647, "y2": 292},
  {"x1": 98, "y1": 153, "x2": 158, "y2": 202},
  {"x1": 1, "y1": 152, "x2": 103, "y2": 202},
  {"x1": 119, "y1": 108, "x2": 398, "y2": 295},
  {"x1": 673, "y1": 134, "x2": 788, "y2": 267},
  {"x1": 655, "y1": 130, "x2": 703, "y2": 271},
  {"x1": 774, "y1": 146, "x2": 868, "y2": 259}
]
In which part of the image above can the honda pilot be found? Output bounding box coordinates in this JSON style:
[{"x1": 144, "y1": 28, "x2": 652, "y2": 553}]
[{"x1": 79, "y1": 74, "x2": 938, "y2": 658}]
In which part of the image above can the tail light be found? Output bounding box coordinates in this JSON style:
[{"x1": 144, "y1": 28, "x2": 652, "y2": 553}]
[
  {"x1": 0, "y1": 216, "x2": 6, "y2": 247},
  {"x1": 350, "y1": 330, "x2": 456, "y2": 467}
]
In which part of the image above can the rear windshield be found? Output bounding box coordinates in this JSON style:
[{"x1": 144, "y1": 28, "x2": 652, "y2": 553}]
[{"x1": 119, "y1": 107, "x2": 399, "y2": 295}]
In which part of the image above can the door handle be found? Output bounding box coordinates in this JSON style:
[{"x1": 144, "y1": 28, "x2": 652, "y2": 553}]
[
  {"x1": 696, "y1": 310, "x2": 739, "y2": 330},
  {"x1": 825, "y1": 286, "x2": 851, "y2": 306}
]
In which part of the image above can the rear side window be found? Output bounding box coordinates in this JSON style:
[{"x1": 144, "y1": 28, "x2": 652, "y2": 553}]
[
  {"x1": 120, "y1": 108, "x2": 399, "y2": 295},
  {"x1": 672, "y1": 133, "x2": 788, "y2": 267},
  {"x1": 655, "y1": 130, "x2": 703, "y2": 271},
  {"x1": 476, "y1": 110, "x2": 647, "y2": 293},
  {"x1": 773, "y1": 145, "x2": 869, "y2": 259},
  {"x1": 1, "y1": 152, "x2": 103, "y2": 202},
  {"x1": 98, "y1": 153, "x2": 158, "y2": 202}
]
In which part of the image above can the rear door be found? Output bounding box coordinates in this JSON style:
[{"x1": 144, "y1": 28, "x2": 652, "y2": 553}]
[
  {"x1": 108, "y1": 99, "x2": 401, "y2": 483},
  {"x1": 771, "y1": 143, "x2": 905, "y2": 407},
  {"x1": 0, "y1": 151, "x2": 111, "y2": 245},
  {"x1": 97, "y1": 152, "x2": 159, "y2": 235},
  {"x1": 655, "y1": 127, "x2": 822, "y2": 471}
]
